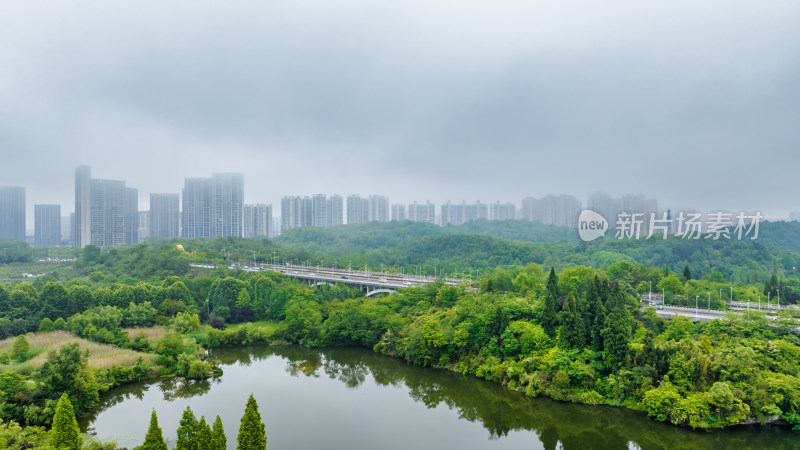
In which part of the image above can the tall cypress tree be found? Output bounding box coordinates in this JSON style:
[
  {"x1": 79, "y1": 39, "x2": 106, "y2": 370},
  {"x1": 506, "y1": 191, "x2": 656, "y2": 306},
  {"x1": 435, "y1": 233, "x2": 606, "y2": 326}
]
[
  {"x1": 197, "y1": 416, "x2": 212, "y2": 448},
  {"x1": 764, "y1": 273, "x2": 778, "y2": 296},
  {"x1": 558, "y1": 295, "x2": 587, "y2": 349},
  {"x1": 602, "y1": 302, "x2": 632, "y2": 373},
  {"x1": 141, "y1": 409, "x2": 167, "y2": 450},
  {"x1": 176, "y1": 406, "x2": 199, "y2": 450},
  {"x1": 237, "y1": 393, "x2": 267, "y2": 449},
  {"x1": 682, "y1": 265, "x2": 692, "y2": 281},
  {"x1": 541, "y1": 268, "x2": 561, "y2": 337},
  {"x1": 51, "y1": 393, "x2": 82, "y2": 450},
  {"x1": 211, "y1": 415, "x2": 227, "y2": 450},
  {"x1": 588, "y1": 277, "x2": 606, "y2": 351}
]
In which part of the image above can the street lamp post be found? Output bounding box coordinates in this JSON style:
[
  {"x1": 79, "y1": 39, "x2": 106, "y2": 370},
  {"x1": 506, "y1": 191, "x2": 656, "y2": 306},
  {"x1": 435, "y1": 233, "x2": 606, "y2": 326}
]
[
  {"x1": 695, "y1": 295, "x2": 699, "y2": 318},
  {"x1": 708, "y1": 292, "x2": 710, "y2": 310}
]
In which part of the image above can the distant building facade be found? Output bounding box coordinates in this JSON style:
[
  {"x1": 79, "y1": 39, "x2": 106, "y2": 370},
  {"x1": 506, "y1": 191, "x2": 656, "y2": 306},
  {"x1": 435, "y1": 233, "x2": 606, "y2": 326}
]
[
  {"x1": 282, "y1": 194, "x2": 341, "y2": 231},
  {"x1": 346, "y1": 194, "x2": 389, "y2": 224},
  {"x1": 327, "y1": 195, "x2": 343, "y2": 227},
  {"x1": 244, "y1": 204, "x2": 273, "y2": 238},
  {"x1": 182, "y1": 173, "x2": 244, "y2": 238},
  {"x1": 0, "y1": 186, "x2": 25, "y2": 242},
  {"x1": 588, "y1": 192, "x2": 658, "y2": 230},
  {"x1": 408, "y1": 201, "x2": 435, "y2": 223},
  {"x1": 521, "y1": 194, "x2": 582, "y2": 228},
  {"x1": 150, "y1": 193, "x2": 180, "y2": 239},
  {"x1": 74, "y1": 166, "x2": 138, "y2": 247},
  {"x1": 34, "y1": 204, "x2": 60, "y2": 247},
  {"x1": 441, "y1": 201, "x2": 488, "y2": 226},
  {"x1": 391, "y1": 204, "x2": 406, "y2": 221},
  {"x1": 138, "y1": 211, "x2": 150, "y2": 242},
  {"x1": 490, "y1": 202, "x2": 516, "y2": 221}
]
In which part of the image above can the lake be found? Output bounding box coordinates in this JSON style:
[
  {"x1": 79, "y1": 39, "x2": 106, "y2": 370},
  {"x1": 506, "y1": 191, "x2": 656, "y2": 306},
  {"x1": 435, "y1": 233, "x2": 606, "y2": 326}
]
[{"x1": 82, "y1": 346, "x2": 797, "y2": 449}]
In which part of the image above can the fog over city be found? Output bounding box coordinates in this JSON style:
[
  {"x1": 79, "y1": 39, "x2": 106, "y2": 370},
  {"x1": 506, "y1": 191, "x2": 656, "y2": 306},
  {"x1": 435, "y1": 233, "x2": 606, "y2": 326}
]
[{"x1": 1, "y1": 1, "x2": 799, "y2": 224}]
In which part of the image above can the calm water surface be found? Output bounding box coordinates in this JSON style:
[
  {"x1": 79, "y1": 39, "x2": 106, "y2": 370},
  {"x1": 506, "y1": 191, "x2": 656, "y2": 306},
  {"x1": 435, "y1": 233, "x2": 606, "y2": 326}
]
[{"x1": 82, "y1": 346, "x2": 797, "y2": 449}]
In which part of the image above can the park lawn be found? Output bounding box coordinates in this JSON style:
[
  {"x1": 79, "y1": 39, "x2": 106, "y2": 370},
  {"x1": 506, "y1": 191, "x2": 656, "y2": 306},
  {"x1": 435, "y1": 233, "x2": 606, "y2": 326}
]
[{"x1": 0, "y1": 331, "x2": 154, "y2": 372}]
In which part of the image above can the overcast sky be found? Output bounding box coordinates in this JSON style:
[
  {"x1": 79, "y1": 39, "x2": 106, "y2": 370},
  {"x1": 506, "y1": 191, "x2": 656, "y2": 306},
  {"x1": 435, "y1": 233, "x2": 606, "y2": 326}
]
[{"x1": 2, "y1": 1, "x2": 799, "y2": 226}]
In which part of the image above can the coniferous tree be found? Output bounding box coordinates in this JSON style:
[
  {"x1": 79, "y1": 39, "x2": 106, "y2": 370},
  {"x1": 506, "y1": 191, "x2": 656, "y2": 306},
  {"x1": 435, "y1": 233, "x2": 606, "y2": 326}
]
[
  {"x1": 541, "y1": 268, "x2": 560, "y2": 337},
  {"x1": 210, "y1": 415, "x2": 227, "y2": 450},
  {"x1": 602, "y1": 284, "x2": 633, "y2": 373},
  {"x1": 51, "y1": 393, "x2": 82, "y2": 450},
  {"x1": 558, "y1": 295, "x2": 587, "y2": 349},
  {"x1": 237, "y1": 393, "x2": 266, "y2": 450},
  {"x1": 764, "y1": 273, "x2": 778, "y2": 297},
  {"x1": 197, "y1": 416, "x2": 212, "y2": 449},
  {"x1": 140, "y1": 409, "x2": 167, "y2": 450},
  {"x1": 176, "y1": 406, "x2": 199, "y2": 450},
  {"x1": 682, "y1": 265, "x2": 692, "y2": 281},
  {"x1": 588, "y1": 277, "x2": 606, "y2": 351}
]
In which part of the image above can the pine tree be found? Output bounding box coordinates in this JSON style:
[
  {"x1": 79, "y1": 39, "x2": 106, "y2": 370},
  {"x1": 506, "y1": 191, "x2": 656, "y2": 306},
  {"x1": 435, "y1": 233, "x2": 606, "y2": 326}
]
[
  {"x1": 588, "y1": 277, "x2": 606, "y2": 351},
  {"x1": 176, "y1": 406, "x2": 199, "y2": 450},
  {"x1": 541, "y1": 268, "x2": 561, "y2": 337},
  {"x1": 141, "y1": 409, "x2": 167, "y2": 450},
  {"x1": 764, "y1": 273, "x2": 778, "y2": 296},
  {"x1": 602, "y1": 303, "x2": 632, "y2": 373},
  {"x1": 197, "y1": 416, "x2": 212, "y2": 449},
  {"x1": 558, "y1": 295, "x2": 586, "y2": 349},
  {"x1": 237, "y1": 393, "x2": 266, "y2": 449},
  {"x1": 51, "y1": 393, "x2": 82, "y2": 450},
  {"x1": 210, "y1": 415, "x2": 227, "y2": 450},
  {"x1": 682, "y1": 265, "x2": 692, "y2": 281}
]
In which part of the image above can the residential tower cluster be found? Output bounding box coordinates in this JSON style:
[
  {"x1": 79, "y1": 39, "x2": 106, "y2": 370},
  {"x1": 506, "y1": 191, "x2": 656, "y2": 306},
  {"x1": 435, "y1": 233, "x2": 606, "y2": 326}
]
[{"x1": 0, "y1": 166, "x2": 668, "y2": 247}]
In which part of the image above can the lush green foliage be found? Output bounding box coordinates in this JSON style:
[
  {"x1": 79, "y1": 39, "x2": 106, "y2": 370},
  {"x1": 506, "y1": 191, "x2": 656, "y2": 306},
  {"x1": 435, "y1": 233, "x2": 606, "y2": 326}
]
[
  {"x1": 138, "y1": 409, "x2": 167, "y2": 450},
  {"x1": 51, "y1": 393, "x2": 82, "y2": 449},
  {"x1": 237, "y1": 394, "x2": 267, "y2": 449}
]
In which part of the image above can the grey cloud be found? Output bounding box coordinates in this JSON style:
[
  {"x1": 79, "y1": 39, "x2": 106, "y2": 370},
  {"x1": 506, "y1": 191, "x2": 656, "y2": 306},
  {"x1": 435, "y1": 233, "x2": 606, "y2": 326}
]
[{"x1": 1, "y1": 1, "x2": 799, "y2": 222}]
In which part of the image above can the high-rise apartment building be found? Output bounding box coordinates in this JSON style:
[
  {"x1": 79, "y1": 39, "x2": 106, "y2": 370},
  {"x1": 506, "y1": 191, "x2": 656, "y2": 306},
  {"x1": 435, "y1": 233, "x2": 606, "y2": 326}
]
[
  {"x1": 347, "y1": 195, "x2": 369, "y2": 224},
  {"x1": 490, "y1": 202, "x2": 516, "y2": 221},
  {"x1": 281, "y1": 195, "x2": 312, "y2": 231},
  {"x1": 61, "y1": 215, "x2": 71, "y2": 245},
  {"x1": 34, "y1": 204, "x2": 61, "y2": 247},
  {"x1": 588, "y1": 192, "x2": 658, "y2": 230},
  {"x1": 391, "y1": 204, "x2": 406, "y2": 221},
  {"x1": 182, "y1": 173, "x2": 244, "y2": 239},
  {"x1": 368, "y1": 195, "x2": 389, "y2": 222},
  {"x1": 346, "y1": 194, "x2": 388, "y2": 224},
  {"x1": 138, "y1": 211, "x2": 150, "y2": 242},
  {"x1": 0, "y1": 186, "x2": 25, "y2": 242},
  {"x1": 327, "y1": 195, "x2": 343, "y2": 227},
  {"x1": 283, "y1": 194, "x2": 342, "y2": 230},
  {"x1": 311, "y1": 194, "x2": 327, "y2": 227},
  {"x1": 90, "y1": 179, "x2": 138, "y2": 246},
  {"x1": 408, "y1": 201, "x2": 435, "y2": 223},
  {"x1": 150, "y1": 193, "x2": 180, "y2": 239},
  {"x1": 74, "y1": 166, "x2": 138, "y2": 247},
  {"x1": 75, "y1": 166, "x2": 91, "y2": 247},
  {"x1": 244, "y1": 204, "x2": 272, "y2": 238},
  {"x1": 521, "y1": 194, "x2": 582, "y2": 228},
  {"x1": 441, "y1": 201, "x2": 488, "y2": 226}
]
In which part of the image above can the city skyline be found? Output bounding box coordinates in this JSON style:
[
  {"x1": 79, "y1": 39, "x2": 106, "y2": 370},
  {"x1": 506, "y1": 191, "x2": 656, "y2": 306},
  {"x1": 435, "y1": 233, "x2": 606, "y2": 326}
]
[{"x1": 3, "y1": 165, "x2": 797, "y2": 239}]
